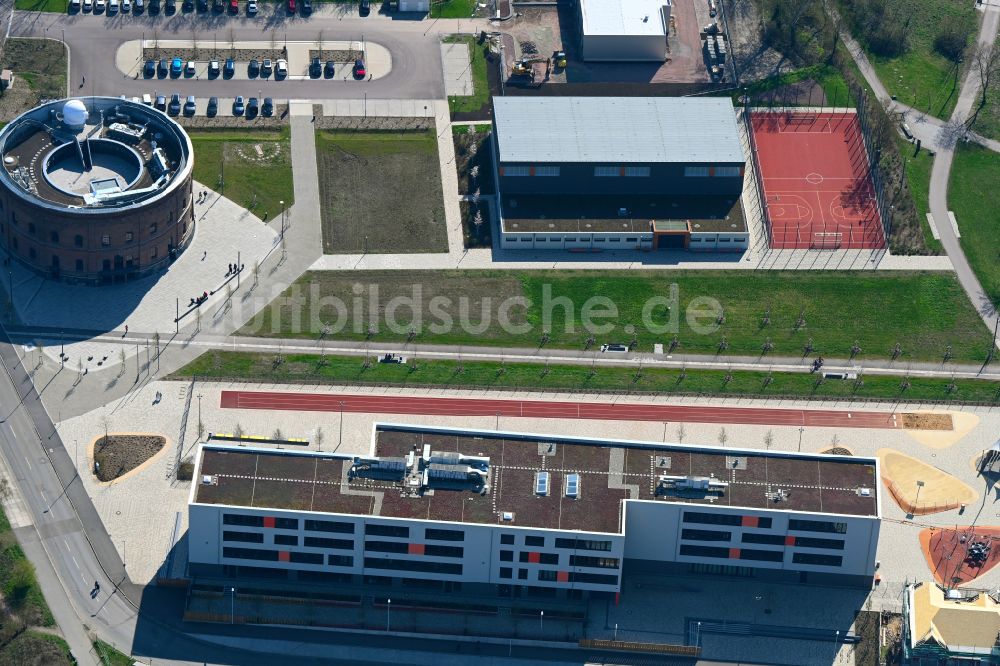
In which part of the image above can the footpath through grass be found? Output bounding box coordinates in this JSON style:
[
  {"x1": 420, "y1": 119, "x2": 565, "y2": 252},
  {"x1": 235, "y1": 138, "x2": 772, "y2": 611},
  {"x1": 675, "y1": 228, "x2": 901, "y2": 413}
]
[
  {"x1": 855, "y1": 0, "x2": 976, "y2": 120},
  {"x1": 241, "y1": 270, "x2": 994, "y2": 363},
  {"x1": 189, "y1": 127, "x2": 293, "y2": 221},
  {"x1": 444, "y1": 35, "x2": 490, "y2": 115},
  {"x1": 951, "y1": 143, "x2": 1000, "y2": 306},
  {"x1": 896, "y1": 136, "x2": 941, "y2": 255},
  {"x1": 175, "y1": 351, "x2": 1000, "y2": 405}
]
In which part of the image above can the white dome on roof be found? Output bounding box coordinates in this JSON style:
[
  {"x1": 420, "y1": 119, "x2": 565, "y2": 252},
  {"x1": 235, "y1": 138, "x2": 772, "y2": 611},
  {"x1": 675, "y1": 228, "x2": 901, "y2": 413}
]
[{"x1": 62, "y1": 99, "x2": 88, "y2": 127}]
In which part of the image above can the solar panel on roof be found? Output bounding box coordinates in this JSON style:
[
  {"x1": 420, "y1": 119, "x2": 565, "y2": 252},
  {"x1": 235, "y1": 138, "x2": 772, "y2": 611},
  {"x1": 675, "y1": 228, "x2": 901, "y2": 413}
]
[{"x1": 535, "y1": 471, "x2": 550, "y2": 496}]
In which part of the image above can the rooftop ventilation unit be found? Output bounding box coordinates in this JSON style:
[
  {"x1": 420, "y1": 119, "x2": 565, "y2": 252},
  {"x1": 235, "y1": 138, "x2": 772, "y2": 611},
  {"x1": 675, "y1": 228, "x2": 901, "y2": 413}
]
[
  {"x1": 200, "y1": 474, "x2": 217, "y2": 486},
  {"x1": 535, "y1": 471, "x2": 550, "y2": 496},
  {"x1": 658, "y1": 475, "x2": 729, "y2": 494},
  {"x1": 565, "y1": 473, "x2": 580, "y2": 498},
  {"x1": 857, "y1": 487, "x2": 872, "y2": 497},
  {"x1": 502, "y1": 512, "x2": 515, "y2": 522}
]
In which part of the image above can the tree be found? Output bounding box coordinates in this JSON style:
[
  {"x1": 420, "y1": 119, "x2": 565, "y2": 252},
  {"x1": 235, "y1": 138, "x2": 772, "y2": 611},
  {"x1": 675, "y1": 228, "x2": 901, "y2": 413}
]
[
  {"x1": 315, "y1": 427, "x2": 324, "y2": 451},
  {"x1": 272, "y1": 428, "x2": 284, "y2": 441},
  {"x1": 967, "y1": 43, "x2": 1000, "y2": 129},
  {"x1": 717, "y1": 428, "x2": 728, "y2": 448},
  {"x1": 234, "y1": 423, "x2": 245, "y2": 439},
  {"x1": 676, "y1": 423, "x2": 686, "y2": 443},
  {"x1": 763, "y1": 430, "x2": 774, "y2": 450},
  {"x1": 0, "y1": 475, "x2": 11, "y2": 503},
  {"x1": 473, "y1": 209, "x2": 484, "y2": 230}
]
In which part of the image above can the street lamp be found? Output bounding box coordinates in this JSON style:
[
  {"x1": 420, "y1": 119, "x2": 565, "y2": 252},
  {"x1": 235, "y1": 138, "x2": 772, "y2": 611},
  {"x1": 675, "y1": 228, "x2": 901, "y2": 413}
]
[
  {"x1": 798, "y1": 426, "x2": 805, "y2": 452},
  {"x1": 540, "y1": 610, "x2": 544, "y2": 632},
  {"x1": 338, "y1": 400, "x2": 345, "y2": 450},
  {"x1": 230, "y1": 587, "x2": 237, "y2": 624},
  {"x1": 386, "y1": 598, "x2": 391, "y2": 631}
]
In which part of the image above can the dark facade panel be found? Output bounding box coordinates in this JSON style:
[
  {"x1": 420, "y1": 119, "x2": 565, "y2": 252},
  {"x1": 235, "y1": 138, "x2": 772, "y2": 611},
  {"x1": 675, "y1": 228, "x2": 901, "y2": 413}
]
[{"x1": 497, "y1": 162, "x2": 745, "y2": 197}]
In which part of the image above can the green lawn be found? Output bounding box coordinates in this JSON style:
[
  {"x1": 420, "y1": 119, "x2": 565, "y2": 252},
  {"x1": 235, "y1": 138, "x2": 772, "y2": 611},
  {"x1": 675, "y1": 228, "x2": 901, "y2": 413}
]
[
  {"x1": 0, "y1": 509, "x2": 53, "y2": 629},
  {"x1": 174, "y1": 351, "x2": 1000, "y2": 404},
  {"x1": 94, "y1": 639, "x2": 133, "y2": 666},
  {"x1": 0, "y1": 631, "x2": 73, "y2": 666},
  {"x1": 737, "y1": 64, "x2": 856, "y2": 108},
  {"x1": 859, "y1": 0, "x2": 977, "y2": 120},
  {"x1": 431, "y1": 0, "x2": 477, "y2": 18},
  {"x1": 951, "y1": 143, "x2": 1000, "y2": 306},
  {"x1": 969, "y1": 82, "x2": 1000, "y2": 142},
  {"x1": 14, "y1": 0, "x2": 68, "y2": 11},
  {"x1": 240, "y1": 270, "x2": 994, "y2": 363},
  {"x1": 444, "y1": 36, "x2": 490, "y2": 115},
  {"x1": 896, "y1": 135, "x2": 942, "y2": 254},
  {"x1": 0, "y1": 38, "x2": 67, "y2": 102},
  {"x1": 189, "y1": 127, "x2": 293, "y2": 221}
]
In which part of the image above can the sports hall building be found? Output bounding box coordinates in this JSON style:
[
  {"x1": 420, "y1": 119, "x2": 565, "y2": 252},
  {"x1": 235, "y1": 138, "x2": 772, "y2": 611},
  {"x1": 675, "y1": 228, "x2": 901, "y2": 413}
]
[
  {"x1": 491, "y1": 97, "x2": 749, "y2": 252},
  {"x1": 188, "y1": 424, "x2": 881, "y2": 597}
]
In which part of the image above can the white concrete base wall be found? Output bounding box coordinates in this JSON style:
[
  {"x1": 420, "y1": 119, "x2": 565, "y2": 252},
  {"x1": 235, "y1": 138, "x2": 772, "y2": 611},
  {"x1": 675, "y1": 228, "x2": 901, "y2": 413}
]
[
  {"x1": 500, "y1": 232, "x2": 653, "y2": 251},
  {"x1": 689, "y1": 232, "x2": 750, "y2": 252}
]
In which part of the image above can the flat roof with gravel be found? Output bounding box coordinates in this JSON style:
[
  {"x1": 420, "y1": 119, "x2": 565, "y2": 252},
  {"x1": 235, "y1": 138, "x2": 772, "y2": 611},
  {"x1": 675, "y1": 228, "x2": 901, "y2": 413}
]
[{"x1": 193, "y1": 425, "x2": 879, "y2": 534}]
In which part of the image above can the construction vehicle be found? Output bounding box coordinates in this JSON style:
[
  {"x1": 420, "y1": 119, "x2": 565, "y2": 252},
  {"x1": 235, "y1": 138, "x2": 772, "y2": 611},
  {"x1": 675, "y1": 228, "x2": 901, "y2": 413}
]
[
  {"x1": 553, "y1": 51, "x2": 567, "y2": 69},
  {"x1": 511, "y1": 56, "x2": 547, "y2": 80}
]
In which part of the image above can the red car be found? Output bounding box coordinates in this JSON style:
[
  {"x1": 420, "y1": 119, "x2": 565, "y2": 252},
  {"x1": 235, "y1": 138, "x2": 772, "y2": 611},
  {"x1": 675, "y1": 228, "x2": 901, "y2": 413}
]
[
  {"x1": 228, "y1": 0, "x2": 237, "y2": 12},
  {"x1": 286, "y1": 0, "x2": 294, "y2": 11},
  {"x1": 353, "y1": 58, "x2": 366, "y2": 79}
]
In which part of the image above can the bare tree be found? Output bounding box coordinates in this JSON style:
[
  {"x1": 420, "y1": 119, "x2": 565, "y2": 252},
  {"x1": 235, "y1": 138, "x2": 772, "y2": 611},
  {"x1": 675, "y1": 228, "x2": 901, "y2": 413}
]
[
  {"x1": 676, "y1": 423, "x2": 686, "y2": 443},
  {"x1": 717, "y1": 428, "x2": 728, "y2": 448},
  {"x1": 763, "y1": 430, "x2": 774, "y2": 450},
  {"x1": 967, "y1": 43, "x2": 1000, "y2": 129},
  {"x1": 315, "y1": 427, "x2": 324, "y2": 451},
  {"x1": 0, "y1": 476, "x2": 10, "y2": 503}
]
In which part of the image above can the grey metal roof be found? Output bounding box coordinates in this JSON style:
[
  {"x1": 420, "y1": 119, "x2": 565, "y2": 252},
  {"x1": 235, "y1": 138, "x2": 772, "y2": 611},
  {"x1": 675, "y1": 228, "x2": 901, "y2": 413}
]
[{"x1": 493, "y1": 97, "x2": 745, "y2": 165}]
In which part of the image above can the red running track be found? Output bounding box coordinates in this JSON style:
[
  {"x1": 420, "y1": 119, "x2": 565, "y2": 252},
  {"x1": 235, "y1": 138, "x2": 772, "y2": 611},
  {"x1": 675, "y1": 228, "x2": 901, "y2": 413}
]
[{"x1": 220, "y1": 391, "x2": 901, "y2": 429}]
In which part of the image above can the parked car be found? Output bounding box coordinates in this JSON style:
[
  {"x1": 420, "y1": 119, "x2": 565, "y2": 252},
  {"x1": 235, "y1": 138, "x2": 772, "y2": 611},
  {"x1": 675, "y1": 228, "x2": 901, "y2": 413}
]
[
  {"x1": 213, "y1": 0, "x2": 223, "y2": 11},
  {"x1": 69, "y1": 0, "x2": 80, "y2": 12},
  {"x1": 286, "y1": 0, "x2": 294, "y2": 12},
  {"x1": 168, "y1": 93, "x2": 181, "y2": 116},
  {"x1": 143, "y1": 59, "x2": 156, "y2": 78},
  {"x1": 83, "y1": 0, "x2": 92, "y2": 11},
  {"x1": 94, "y1": 0, "x2": 106, "y2": 12},
  {"x1": 275, "y1": 59, "x2": 288, "y2": 78},
  {"x1": 154, "y1": 94, "x2": 167, "y2": 111},
  {"x1": 183, "y1": 95, "x2": 197, "y2": 116},
  {"x1": 228, "y1": 0, "x2": 238, "y2": 13},
  {"x1": 108, "y1": 0, "x2": 119, "y2": 13},
  {"x1": 142, "y1": 93, "x2": 153, "y2": 105},
  {"x1": 165, "y1": 0, "x2": 176, "y2": 12},
  {"x1": 157, "y1": 58, "x2": 169, "y2": 77},
  {"x1": 246, "y1": 0, "x2": 256, "y2": 14},
  {"x1": 185, "y1": 61, "x2": 196, "y2": 77},
  {"x1": 223, "y1": 58, "x2": 235, "y2": 78},
  {"x1": 182, "y1": 0, "x2": 193, "y2": 10},
  {"x1": 247, "y1": 97, "x2": 259, "y2": 118},
  {"x1": 248, "y1": 59, "x2": 260, "y2": 77},
  {"x1": 300, "y1": 0, "x2": 311, "y2": 14},
  {"x1": 148, "y1": 0, "x2": 159, "y2": 13},
  {"x1": 378, "y1": 353, "x2": 406, "y2": 364},
  {"x1": 262, "y1": 97, "x2": 274, "y2": 117},
  {"x1": 261, "y1": 59, "x2": 272, "y2": 76},
  {"x1": 309, "y1": 57, "x2": 321, "y2": 78},
  {"x1": 208, "y1": 60, "x2": 220, "y2": 77},
  {"x1": 122, "y1": 0, "x2": 131, "y2": 11},
  {"x1": 353, "y1": 58, "x2": 366, "y2": 79},
  {"x1": 134, "y1": 0, "x2": 143, "y2": 11},
  {"x1": 196, "y1": 0, "x2": 207, "y2": 10},
  {"x1": 232, "y1": 96, "x2": 245, "y2": 116},
  {"x1": 170, "y1": 57, "x2": 183, "y2": 77},
  {"x1": 206, "y1": 96, "x2": 218, "y2": 117},
  {"x1": 359, "y1": 0, "x2": 370, "y2": 15},
  {"x1": 324, "y1": 60, "x2": 335, "y2": 78}
]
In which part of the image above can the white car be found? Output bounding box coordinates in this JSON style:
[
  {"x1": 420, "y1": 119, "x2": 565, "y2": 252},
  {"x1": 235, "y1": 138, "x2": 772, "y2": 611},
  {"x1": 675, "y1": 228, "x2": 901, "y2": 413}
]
[
  {"x1": 109, "y1": 0, "x2": 119, "y2": 12},
  {"x1": 122, "y1": 0, "x2": 131, "y2": 11},
  {"x1": 246, "y1": 0, "x2": 256, "y2": 13},
  {"x1": 94, "y1": 0, "x2": 106, "y2": 12},
  {"x1": 70, "y1": 0, "x2": 80, "y2": 10},
  {"x1": 275, "y1": 59, "x2": 288, "y2": 77}
]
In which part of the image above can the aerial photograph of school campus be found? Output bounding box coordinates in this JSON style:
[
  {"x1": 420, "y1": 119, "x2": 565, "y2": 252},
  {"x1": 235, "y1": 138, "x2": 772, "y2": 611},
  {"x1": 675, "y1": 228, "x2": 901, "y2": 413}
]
[{"x1": 0, "y1": 0, "x2": 999, "y2": 664}]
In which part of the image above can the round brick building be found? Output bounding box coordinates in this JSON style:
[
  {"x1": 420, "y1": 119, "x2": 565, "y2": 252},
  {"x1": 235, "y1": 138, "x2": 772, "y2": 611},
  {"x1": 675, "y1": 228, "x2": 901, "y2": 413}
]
[{"x1": 0, "y1": 97, "x2": 194, "y2": 284}]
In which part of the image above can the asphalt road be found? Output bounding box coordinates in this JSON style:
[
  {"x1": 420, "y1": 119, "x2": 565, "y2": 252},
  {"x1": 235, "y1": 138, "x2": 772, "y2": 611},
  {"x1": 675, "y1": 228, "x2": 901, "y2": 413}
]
[{"x1": 9, "y1": 8, "x2": 461, "y2": 100}]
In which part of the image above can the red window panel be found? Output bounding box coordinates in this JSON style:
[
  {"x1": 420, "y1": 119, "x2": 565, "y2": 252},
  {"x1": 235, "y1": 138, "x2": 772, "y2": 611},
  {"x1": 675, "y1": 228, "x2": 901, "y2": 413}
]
[
  {"x1": 263, "y1": 516, "x2": 276, "y2": 528},
  {"x1": 528, "y1": 552, "x2": 541, "y2": 564},
  {"x1": 785, "y1": 536, "x2": 796, "y2": 546},
  {"x1": 729, "y1": 548, "x2": 740, "y2": 559},
  {"x1": 529, "y1": 166, "x2": 536, "y2": 176},
  {"x1": 556, "y1": 571, "x2": 569, "y2": 583},
  {"x1": 498, "y1": 167, "x2": 505, "y2": 176},
  {"x1": 408, "y1": 543, "x2": 425, "y2": 556},
  {"x1": 741, "y1": 516, "x2": 758, "y2": 528},
  {"x1": 709, "y1": 166, "x2": 716, "y2": 177},
  {"x1": 619, "y1": 166, "x2": 626, "y2": 176},
  {"x1": 278, "y1": 551, "x2": 290, "y2": 562}
]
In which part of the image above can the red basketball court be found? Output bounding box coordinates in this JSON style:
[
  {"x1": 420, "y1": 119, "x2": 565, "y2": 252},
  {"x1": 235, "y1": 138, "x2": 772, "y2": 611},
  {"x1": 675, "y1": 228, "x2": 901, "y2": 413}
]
[{"x1": 750, "y1": 111, "x2": 886, "y2": 250}]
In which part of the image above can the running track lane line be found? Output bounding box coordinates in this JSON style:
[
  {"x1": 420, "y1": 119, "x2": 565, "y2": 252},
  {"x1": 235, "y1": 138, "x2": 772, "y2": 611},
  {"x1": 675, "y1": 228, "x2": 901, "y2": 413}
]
[{"x1": 219, "y1": 391, "x2": 901, "y2": 429}]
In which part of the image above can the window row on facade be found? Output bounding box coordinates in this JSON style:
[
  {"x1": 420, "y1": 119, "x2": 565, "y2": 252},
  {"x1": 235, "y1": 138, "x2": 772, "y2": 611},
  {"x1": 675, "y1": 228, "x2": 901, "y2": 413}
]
[
  {"x1": 500, "y1": 165, "x2": 653, "y2": 178},
  {"x1": 678, "y1": 544, "x2": 843, "y2": 567},
  {"x1": 682, "y1": 511, "x2": 847, "y2": 534},
  {"x1": 680, "y1": 528, "x2": 845, "y2": 550},
  {"x1": 498, "y1": 568, "x2": 618, "y2": 586}
]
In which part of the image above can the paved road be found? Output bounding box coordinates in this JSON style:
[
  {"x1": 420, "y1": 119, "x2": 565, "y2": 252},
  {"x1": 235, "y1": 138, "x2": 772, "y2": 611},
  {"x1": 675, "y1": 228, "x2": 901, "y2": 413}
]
[
  {"x1": 841, "y1": 7, "x2": 1000, "y2": 345},
  {"x1": 10, "y1": 9, "x2": 487, "y2": 100}
]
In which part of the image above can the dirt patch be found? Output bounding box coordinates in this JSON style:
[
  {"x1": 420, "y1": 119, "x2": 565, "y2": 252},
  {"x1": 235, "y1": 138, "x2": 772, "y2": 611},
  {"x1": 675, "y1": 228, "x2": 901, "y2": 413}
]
[
  {"x1": 316, "y1": 130, "x2": 447, "y2": 254},
  {"x1": 902, "y1": 413, "x2": 954, "y2": 431},
  {"x1": 315, "y1": 116, "x2": 432, "y2": 132},
  {"x1": 178, "y1": 109, "x2": 288, "y2": 131},
  {"x1": 143, "y1": 48, "x2": 285, "y2": 63},
  {"x1": 308, "y1": 49, "x2": 364, "y2": 63},
  {"x1": 93, "y1": 434, "x2": 165, "y2": 482},
  {"x1": 0, "y1": 38, "x2": 67, "y2": 122},
  {"x1": 765, "y1": 79, "x2": 829, "y2": 106},
  {"x1": 821, "y1": 447, "x2": 853, "y2": 456}
]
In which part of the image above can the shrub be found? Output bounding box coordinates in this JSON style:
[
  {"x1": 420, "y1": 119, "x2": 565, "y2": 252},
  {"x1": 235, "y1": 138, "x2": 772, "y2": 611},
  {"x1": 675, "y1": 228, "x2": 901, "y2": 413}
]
[{"x1": 934, "y1": 27, "x2": 968, "y2": 62}]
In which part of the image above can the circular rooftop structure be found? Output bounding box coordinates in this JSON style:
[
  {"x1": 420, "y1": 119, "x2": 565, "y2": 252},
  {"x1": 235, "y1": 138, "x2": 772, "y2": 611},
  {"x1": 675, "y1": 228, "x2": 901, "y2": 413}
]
[{"x1": 0, "y1": 97, "x2": 195, "y2": 284}]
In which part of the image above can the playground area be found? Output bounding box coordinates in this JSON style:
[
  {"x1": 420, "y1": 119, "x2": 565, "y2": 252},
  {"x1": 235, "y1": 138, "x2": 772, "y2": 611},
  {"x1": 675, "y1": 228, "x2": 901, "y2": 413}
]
[
  {"x1": 750, "y1": 110, "x2": 886, "y2": 250},
  {"x1": 920, "y1": 526, "x2": 1000, "y2": 586},
  {"x1": 877, "y1": 449, "x2": 977, "y2": 516}
]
